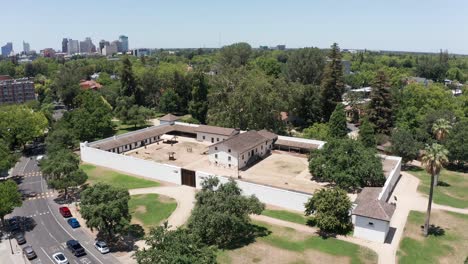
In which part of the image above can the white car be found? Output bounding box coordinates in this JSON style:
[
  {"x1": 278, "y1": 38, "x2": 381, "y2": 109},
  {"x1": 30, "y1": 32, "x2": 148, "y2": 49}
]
[
  {"x1": 94, "y1": 241, "x2": 110, "y2": 254},
  {"x1": 52, "y1": 252, "x2": 68, "y2": 264},
  {"x1": 36, "y1": 155, "x2": 44, "y2": 161}
]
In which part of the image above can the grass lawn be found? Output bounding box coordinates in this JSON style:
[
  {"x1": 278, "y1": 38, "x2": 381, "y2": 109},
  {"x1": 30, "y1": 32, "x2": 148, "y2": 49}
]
[
  {"x1": 81, "y1": 164, "x2": 160, "y2": 190},
  {"x1": 262, "y1": 209, "x2": 309, "y2": 225},
  {"x1": 218, "y1": 220, "x2": 377, "y2": 264},
  {"x1": 407, "y1": 167, "x2": 468, "y2": 208},
  {"x1": 129, "y1": 194, "x2": 177, "y2": 231},
  {"x1": 397, "y1": 210, "x2": 468, "y2": 264},
  {"x1": 113, "y1": 120, "x2": 151, "y2": 135}
]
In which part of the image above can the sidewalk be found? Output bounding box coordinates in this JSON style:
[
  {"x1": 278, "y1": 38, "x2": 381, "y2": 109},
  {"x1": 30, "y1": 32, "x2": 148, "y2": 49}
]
[{"x1": 0, "y1": 236, "x2": 27, "y2": 264}]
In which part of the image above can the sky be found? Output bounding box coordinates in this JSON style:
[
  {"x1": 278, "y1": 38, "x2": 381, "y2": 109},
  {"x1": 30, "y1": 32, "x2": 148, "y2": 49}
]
[{"x1": 2, "y1": 0, "x2": 468, "y2": 54}]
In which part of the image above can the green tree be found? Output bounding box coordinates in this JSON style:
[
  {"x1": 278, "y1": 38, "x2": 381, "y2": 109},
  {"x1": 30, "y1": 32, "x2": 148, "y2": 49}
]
[
  {"x1": 0, "y1": 139, "x2": 17, "y2": 173},
  {"x1": 252, "y1": 56, "x2": 282, "y2": 77},
  {"x1": 320, "y1": 43, "x2": 345, "y2": 121},
  {"x1": 303, "y1": 123, "x2": 330, "y2": 141},
  {"x1": 291, "y1": 83, "x2": 322, "y2": 126},
  {"x1": 53, "y1": 65, "x2": 82, "y2": 108},
  {"x1": 45, "y1": 125, "x2": 79, "y2": 154},
  {"x1": 309, "y1": 139, "x2": 385, "y2": 190},
  {"x1": 40, "y1": 149, "x2": 87, "y2": 198},
  {"x1": 135, "y1": 223, "x2": 216, "y2": 264},
  {"x1": 187, "y1": 177, "x2": 265, "y2": 248},
  {"x1": 390, "y1": 128, "x2": 421, "y2": 164},
  {"x1": 188, "y1": 73, "x2": 209, "y2": 124},
  {"x1": 421, "y1": 143, "x2": 448, "y2": 236},
  {"x1": 367, "y1": 71, "x2": 393, "y2": 134},
  {"x1": 359, "y1": 118, "x2": 376, "y2": 148},
  {"x1": 304, "y1": 188, "x2": 352, "y2": 234},
  {"x1": 328, "y1": 104, "x2": 347, "y2": 138},
  {"x1": 127, "y1": 105, "x2": 153, "y2": 128},
  {"x1": 219, "y1": 42, "x2": 252, "y2": 68},
  {"x1": 0, "y1": 180, "x2": 22, "y2": 225},
  {"x1": 431, "y1": 118, "x2": 452, "y2": 141},
  {"x1": 159, "y1": 89, "x2": 181, "y2": 113},
  {"x1": 286, "y1": 47, "x2": 325, "y2": 85},
  {"x1": 445, "y1": 119, "x2": 468, "y2": 166},
  {"x1": 120, "y1": 57, "x2": 141, "y2": 103},
  {"x1": 80, "y1": 183, "x2": 131, "y2": 241}
]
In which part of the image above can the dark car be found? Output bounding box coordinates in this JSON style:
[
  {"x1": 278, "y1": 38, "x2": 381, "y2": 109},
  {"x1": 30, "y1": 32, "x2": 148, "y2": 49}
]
[
  {"x1": 59, "y1": 207, "x2": 72, "y2": 218},
  {"x1": 67, "y1": 218, "x2": 80, "y2": 228},
  {"x1": 66, "y1": 240, "x2": 85, "y2": 256},
  {"x1": 23, "y1": 246, "x2": 37, "y2": 260},
  {"x1": 14, "y1": 233, "x2": 26, "y2": 245},
  {"x1": 8, "y1": 217, "x2": 20, "y2": 233}
]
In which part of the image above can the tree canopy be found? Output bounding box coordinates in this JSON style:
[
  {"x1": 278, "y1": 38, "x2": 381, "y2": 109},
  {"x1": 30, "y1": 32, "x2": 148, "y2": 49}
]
[
  {"x1": 328, "y1": 104, "x2": 348, "y2": 138},
  {"x1": 0, "y1": 180, "x2": 22, "y2": 225},
  {"x1": 320, "y1": 43, "x2": 345, "y2": 121}
]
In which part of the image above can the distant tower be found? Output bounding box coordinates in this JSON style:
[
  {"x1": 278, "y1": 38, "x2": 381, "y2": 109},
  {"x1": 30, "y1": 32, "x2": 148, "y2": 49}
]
[
  {"x1": 23, "y1": 41, "x2": 30, "y2": 54},
  {"x1": 99, "y1": 40, "x2": 109, "y2": 54},
  {"x1": 119, "y1": 35, "x2": 128, "y2": 52},
  {"x1": 62, "y1": 38, "x2": 68, "y2": 53},
  {"x1": 1, "y1": 42, "x2": 13, "y2": 57}
]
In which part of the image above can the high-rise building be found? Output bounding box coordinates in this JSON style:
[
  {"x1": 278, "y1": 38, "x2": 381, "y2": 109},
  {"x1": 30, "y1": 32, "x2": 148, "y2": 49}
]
[
  {"x1": 23, "y1": 41, "x2": 30, "y2": 54},
  {"x1": 62, "y1": 38, "x2": 68, "y2": 53},
  {"x1": 1, "y1": 42, "x2": 13, "y2": 57},
  {"x1": 67, "y1": 39, "x2": 79, "y2": 55},
  {"x1": 0, "y1": 77, "x2": 36, "y2": 105},
  {"x1": 112, "y1": 40, "x2": 123, "y2": 53},
  {"x1": 99, "y1": 40, "x2": 109, "y2": 54},
  {"x1": 102, "y1": 42, "x2": 118, "y2": 56},
  {"x1": 119, "y1": 35, "x2": 128, "y2": 52},
  {"x1": 79, "y1": 37, "x2": 96, "y2": 53}
]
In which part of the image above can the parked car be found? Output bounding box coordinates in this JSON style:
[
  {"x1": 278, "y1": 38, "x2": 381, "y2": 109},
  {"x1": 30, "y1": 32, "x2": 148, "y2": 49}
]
[
  {"x1": 23, "y1": 246, "x2": 37, "y2": 260},
  {"x1": 67, "y1": 218, "x2": 80, "y2": 228},
  {"x1": 94, "y1": 241, "x2": 110, "y2": 254},
  {"x1": 14, "y1": 233, "x2": 26, "y2": 245},
  {"x1": 8, "y1": 217, "x2": 20, "y2": 233},
  {"x1": 59, "y1": 207, "x2": 72, "y2": 218},
  {"x1": 66, "y1": 240, "x2": 85, "y2": 256},
  {"x1": 52, "y1": 252, "x2": 68, "y2": 264}
]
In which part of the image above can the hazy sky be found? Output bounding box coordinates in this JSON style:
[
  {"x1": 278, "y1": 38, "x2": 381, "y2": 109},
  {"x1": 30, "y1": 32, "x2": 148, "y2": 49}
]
[{"x1": 2, "y1": 0, "x2": 468, "y2": 53}]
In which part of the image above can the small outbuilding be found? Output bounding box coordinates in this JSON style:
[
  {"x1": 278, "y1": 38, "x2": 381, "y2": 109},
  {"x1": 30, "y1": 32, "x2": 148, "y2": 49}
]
[
  {"x1": 159, "y1": 114, "x2": 181, "y2": 125},
  {"x1": 352, "y1": 187, "x2": 395, "y2": 243},
  {"x1": 195, "y1": 125, "x2": 239, "y2": 143}
]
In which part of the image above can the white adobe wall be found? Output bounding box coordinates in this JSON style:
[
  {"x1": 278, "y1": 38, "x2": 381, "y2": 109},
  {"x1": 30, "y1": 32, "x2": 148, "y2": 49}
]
[
  {"x1": 80, "y1": 142, "x2": 182, "y2": 185},
  {"x1": 378, "y1": 155, "x2": 402, "y2": 202},
  {"x1": 277, "y1": 135, "x2": 326, "y2": 149},
  {"x1": 208, "y1": 144, "x2": 239, "y2": 168},
  {"x1": 195, "y1": 171, "x2": 311, "y2": 212},
  {"x1": 353, "y1": 215, "x2": 389, "y2": 243},
  {"x1": 196, "y1": 132, "x2": 231, "y2": 143}
]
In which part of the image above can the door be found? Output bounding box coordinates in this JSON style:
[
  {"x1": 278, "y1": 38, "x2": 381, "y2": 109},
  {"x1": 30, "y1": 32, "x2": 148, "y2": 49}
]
[{"x1": 181, "y1": 168, "x2": 196, "y2": 187}]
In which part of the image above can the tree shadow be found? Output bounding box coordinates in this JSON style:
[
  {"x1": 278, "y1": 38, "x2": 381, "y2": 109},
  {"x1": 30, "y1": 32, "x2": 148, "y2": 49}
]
[
  {"x1": 437, "y1": 181, "x2": 451, "y2": 187},
  {"x1": 222, "y1": 224, "x2": 271, "y2": 250},
  {"x1": 96, "y1": 224, "x2": 145, "y2": 253},
  {"x1": 404, "y1": 165, "x2": 423, "y2": 173},
  {"x1": 420, "y1": 224, "x2": 445, "y2": 236},
  {"x1": 314, "y1": 223, "x2": 354, "y2": 239}
]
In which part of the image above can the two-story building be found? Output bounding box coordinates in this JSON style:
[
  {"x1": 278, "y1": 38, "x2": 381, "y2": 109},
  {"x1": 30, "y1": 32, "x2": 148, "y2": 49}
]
[{"x1": 195, "y1": 125, "x2": 239, "y2": 143}]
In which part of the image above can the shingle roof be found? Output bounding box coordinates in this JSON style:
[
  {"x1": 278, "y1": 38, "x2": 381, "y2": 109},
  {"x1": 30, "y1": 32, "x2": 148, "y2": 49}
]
[
  {"x1": 211, "y1": 130, "x2": 277, "y2": 154},
  {"x1": 352, "y1": 187, "x2": 395, "y2": 221},
  {"x1": 159, "y1": 114, "x2": 181, "y2": 122},
  {"x1": 195, "y1": 125, "x2": 239, "y2": 136},
  {"x1": 258, "y1": 129, "x2": 278, "y2": 141}
]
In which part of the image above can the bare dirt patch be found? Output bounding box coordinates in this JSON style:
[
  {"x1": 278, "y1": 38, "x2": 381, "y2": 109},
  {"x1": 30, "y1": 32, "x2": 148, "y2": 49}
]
[{"x1": 135, "y1": 205, "x2": 146, "y2": 214}]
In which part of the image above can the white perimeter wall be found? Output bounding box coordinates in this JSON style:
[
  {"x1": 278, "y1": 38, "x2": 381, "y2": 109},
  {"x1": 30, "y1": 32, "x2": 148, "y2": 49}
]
[
  {"x1": 196, "y1": 171, "x2": 311, "y2": 212},
  {"x1": 378, "y1": 155, "x2": 402, "y2": 202},
  {"x1": 196, "y1": 132, "x2": 230, "y2": 143},
  {"x1": 80, "y1": 143, "x2": 182, "y2": 185},
  {"x1": 277, "y1": 135, "x2": 326, "y2": 149},
  {"x1": 353, "y1": 215, "x2": 389, "y2": 243}
]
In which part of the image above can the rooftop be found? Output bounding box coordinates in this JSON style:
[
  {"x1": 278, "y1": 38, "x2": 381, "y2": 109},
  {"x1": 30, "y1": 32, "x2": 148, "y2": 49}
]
[
  {"x1": 159, "y1": 114, "x2": 181, "y2": 122},
  {"x1": 352, "y1": 187, "x2": 396, "y2": 221},
  {"x1": 195, "y1": 125, "x2": 239, "y2": 136},
  {"x1": 211, "y1": 130, "x2": 278, "y2": 154}
]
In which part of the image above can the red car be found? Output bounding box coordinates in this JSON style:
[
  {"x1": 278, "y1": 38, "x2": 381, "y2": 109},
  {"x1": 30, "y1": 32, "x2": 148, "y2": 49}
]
[{"x1": 59, "y1": 207, "x2": 72, "y2": 218}]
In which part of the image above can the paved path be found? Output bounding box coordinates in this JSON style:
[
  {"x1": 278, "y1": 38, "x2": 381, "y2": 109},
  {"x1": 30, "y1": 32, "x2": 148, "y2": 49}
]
[{"x1": 129, "y1": 186, "x2": 196, "y2": 229}]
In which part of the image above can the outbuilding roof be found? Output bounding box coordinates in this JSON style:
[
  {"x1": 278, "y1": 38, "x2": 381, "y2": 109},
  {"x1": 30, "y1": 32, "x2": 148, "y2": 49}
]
[
  {"x1": 274, "y1": 139, "x2": 319, "y2": 150},
  {"x1": 210, "y1": 130, "x2": 278, "y2": 154},
  {"x1": 159, "y1": 114, "x2": 181, "y2": 122},
  {"x1": 195, "y1": 125, "x2": 239, "y2": 136},
  {"x1": 352, "y1": 187, "x2": 396, "y2": 222}
]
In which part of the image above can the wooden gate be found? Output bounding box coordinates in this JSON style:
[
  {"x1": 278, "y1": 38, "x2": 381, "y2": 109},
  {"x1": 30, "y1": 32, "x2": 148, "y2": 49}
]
[{"x1": 181, "y1": 168, "x2": 196, "y2": 187}]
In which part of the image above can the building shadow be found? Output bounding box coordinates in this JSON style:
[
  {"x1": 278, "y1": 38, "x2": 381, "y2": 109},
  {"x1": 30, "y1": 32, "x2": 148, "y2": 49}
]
[{"x1": 384, "y1": 227, "x2": 397, "y2": 244}]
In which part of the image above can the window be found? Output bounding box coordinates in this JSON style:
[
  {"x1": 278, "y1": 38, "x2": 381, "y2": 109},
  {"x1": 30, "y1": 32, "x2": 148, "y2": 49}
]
[
  {"x1": 265, "y1": 142, "x2": 267, "y2": 145},
  {"x1": 217, "y1": 138, "x2": 220, "y2": 142},
  {"x1": 242, "y1": 155, "x2": 244, "y2": 159},
  {"x1": 228, "y1": 156, "x2": 231, "y2": 161},
  {"x1": 228, "y1": 164, "x2": 231, "y2": 168},
  {"x1": 203, "y1": 136, "x2": 205, "y2": 140},
  {"x1": 215, "y1": 147, "x2": 218, "y2": 150},
  {"x1": 261, "y1": 145, "x2": 263, "y2": 150},
  {"x1": 215, "y1": 154, "x2": 218, "y2": 159},
  {"x1": 368, "y1": 222, "x2": 374, "y2": 226},
  {"x1": 228, "y1": 149, "x2": 231, "y2": 153}
]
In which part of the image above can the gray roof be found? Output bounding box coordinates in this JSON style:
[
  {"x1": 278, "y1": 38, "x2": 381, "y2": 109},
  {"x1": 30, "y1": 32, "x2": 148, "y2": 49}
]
[
  {"x1": 352, "y1": 187, "x2": 395, "y2": 221},
  {"x1": 258, "y1": 129, "x2": 277, "y2": 141},
  {"x1": 159, "y1": 114, "x2": 181, "y2": 122},
  {"x1": 195, "y1": 125, "x2": 239, "y2": 136},
  {"x1": 274, "y1": 139, "x2": 319, "y2": 150},
  {"x1": 211, "y1": 130, "x2": 278, "y2": 154}
]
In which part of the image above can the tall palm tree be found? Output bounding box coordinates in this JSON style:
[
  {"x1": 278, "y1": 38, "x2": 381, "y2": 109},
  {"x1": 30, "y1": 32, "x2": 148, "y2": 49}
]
[
  {"x1": 432, "y1": 118, "x2": 452, "y2": 141},
  {"x1": 421, "y1": 143, "x2": 449, "y2": 237}
]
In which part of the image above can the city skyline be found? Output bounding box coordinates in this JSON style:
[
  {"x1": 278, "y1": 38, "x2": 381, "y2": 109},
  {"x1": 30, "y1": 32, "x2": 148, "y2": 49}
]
[{"x1": 2, "y1": 0, "x2": 468, "y2": 54}]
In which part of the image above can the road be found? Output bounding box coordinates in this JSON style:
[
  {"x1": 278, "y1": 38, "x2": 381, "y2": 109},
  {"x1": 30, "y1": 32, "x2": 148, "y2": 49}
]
[{"x1": 9, "y1": 156, "x2": 120, "y2": 264}]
